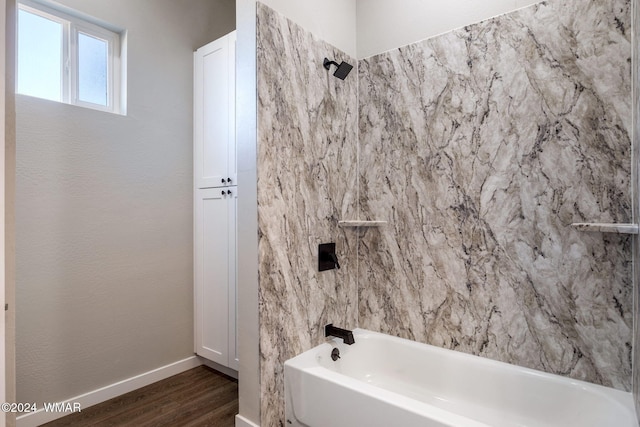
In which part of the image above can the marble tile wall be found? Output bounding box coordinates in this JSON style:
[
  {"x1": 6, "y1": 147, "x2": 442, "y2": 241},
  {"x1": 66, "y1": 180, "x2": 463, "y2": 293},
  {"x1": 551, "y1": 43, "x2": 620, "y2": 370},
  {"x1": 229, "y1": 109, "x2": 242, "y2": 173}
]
[
  {"x1": 358, "y1": 0, "x2": 633, "y2": 390},
  {"x1": 633, "y1": 0, "x2": 639, "y2": 416},
  {"x1": 256, "y1": 3, "x2": 358, "y2": 425}
]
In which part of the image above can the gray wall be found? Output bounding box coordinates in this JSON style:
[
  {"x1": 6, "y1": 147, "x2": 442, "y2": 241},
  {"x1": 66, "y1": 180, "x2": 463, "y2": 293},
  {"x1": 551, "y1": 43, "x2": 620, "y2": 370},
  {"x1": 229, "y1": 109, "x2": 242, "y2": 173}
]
[
  {"x1": 4, "y1": 1, "x2": 17, "y2": 426},
  {"x1": 260, "y1": 0, "x2": 356, "y2": 58},
  {"x1": 16, "y1": 0, "x2": 235, "y2": 405},
  {"x1": 355, "y1": 0, "x2": 540, "y2": 59}
]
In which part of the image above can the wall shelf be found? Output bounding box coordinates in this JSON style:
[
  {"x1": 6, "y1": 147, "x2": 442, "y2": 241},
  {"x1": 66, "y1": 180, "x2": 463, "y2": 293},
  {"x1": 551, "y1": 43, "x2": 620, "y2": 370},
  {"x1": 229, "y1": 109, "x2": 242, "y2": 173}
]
[
  {"x1": 571, "y1": 223, "x2": 638, "y2": 235},
  {"x1": 338, "y1": 220, "x2": 387, "y2": 228}
]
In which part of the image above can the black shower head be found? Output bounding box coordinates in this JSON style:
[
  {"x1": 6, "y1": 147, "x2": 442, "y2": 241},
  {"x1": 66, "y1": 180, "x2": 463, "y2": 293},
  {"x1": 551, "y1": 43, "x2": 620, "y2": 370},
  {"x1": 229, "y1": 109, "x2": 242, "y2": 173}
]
[{"x1": 323, "y1": 57, "x2": 353, "y2": 80}]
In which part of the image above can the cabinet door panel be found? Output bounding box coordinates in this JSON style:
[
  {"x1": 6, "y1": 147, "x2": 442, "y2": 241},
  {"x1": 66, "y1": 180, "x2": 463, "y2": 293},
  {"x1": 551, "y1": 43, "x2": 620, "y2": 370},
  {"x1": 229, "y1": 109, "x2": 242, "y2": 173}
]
[
  {"x1": 195, "y1": 188, "x2": 229, "y2": 364},
  {"x1": 195, "y1": 37, "x2": 230, "y2": 188}
]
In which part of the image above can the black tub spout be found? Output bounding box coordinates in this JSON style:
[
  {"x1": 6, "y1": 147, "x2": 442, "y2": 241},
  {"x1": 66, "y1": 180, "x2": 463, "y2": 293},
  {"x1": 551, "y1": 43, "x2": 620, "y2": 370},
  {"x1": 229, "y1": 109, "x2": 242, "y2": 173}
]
[{"x1": 325, "y1": 324, "x2": 355, "y2": 345}]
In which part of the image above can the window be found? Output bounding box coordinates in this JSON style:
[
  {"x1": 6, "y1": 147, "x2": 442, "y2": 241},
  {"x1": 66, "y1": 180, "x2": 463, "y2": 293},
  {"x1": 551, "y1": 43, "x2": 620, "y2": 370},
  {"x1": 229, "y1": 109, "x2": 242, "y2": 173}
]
[{"x1": 17, "y1": 0, "x2": 123, "y2": 113}]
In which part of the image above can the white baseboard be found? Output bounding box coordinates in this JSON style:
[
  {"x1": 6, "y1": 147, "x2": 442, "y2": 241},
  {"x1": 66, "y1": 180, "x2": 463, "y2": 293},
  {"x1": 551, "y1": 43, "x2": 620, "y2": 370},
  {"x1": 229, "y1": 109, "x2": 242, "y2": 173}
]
[
  {"x1": 236, "y1": 414, "x2": 260, "y2": 427},
  {"x1": 16, "y1": 356, "x2": 202, "y2": 427}
]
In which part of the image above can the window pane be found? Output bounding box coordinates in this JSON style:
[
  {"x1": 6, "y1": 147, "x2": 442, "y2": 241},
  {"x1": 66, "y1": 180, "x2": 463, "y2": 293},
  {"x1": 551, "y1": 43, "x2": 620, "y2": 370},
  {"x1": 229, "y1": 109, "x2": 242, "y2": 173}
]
[
  {"x1": 17, "y1": 9, "x2": 62, "y2": 101},
  {"x1": 78, "y1": 32, "x2": 108, "y2": 106}
]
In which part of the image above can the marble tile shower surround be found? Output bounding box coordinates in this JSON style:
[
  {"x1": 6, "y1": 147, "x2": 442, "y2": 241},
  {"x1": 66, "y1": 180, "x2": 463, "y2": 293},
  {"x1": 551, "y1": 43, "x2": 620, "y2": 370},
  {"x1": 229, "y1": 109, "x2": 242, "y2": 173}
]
[
  {"x1": 358, "y1": 0, "x2": 633, "y2": 390},
  {"x1": 256, "y1": 3, "x2": 358, "y2": 426},
  {"x1": 633, "y1": 0, "x2": 640, "y2": 416}
]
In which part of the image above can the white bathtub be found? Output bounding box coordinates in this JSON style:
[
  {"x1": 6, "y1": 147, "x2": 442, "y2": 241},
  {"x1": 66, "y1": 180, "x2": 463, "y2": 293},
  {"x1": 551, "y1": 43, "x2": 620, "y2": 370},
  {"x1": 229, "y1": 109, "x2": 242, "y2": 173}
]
[{"x1": 284, "y1": 329, "x2": 637, "y2": 427}]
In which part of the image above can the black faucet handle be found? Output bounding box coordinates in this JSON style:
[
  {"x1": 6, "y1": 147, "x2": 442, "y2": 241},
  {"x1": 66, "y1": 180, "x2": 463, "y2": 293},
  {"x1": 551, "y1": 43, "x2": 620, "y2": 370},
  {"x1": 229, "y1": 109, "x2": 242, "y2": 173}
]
[
  {"x1": 318, "y1": 243, "x2": 340, "y2": 271},
  {"x1": 328, "y1": 252, "x2": 340, "y2": 269}
]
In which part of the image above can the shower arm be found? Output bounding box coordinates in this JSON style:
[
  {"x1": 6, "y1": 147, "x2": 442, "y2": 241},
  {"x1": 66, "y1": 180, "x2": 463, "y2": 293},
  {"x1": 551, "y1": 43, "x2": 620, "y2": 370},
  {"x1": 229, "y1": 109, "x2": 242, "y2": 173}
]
[{"x1": 323, "y1": 58, "x2": 340, "y2": 70}]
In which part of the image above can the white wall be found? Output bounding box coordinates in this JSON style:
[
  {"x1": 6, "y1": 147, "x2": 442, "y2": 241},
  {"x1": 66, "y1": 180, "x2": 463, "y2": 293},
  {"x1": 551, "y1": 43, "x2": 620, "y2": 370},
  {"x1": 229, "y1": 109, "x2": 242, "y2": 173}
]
[
  {"x1": 236, "y1": 1, "x2": 259, "y2": 425},
  {"x1": 15, "y1": 0, "x2": 235, "y2": 406},
  {"x1": 356, "y1": 0, "x2": 540, "y2": 58},
  {"x1": 260, "y1": 0, "x2": 357, "y2": 57},
  {"x1": 255, "y1": 0, "x2": 542, "y2": 61}
]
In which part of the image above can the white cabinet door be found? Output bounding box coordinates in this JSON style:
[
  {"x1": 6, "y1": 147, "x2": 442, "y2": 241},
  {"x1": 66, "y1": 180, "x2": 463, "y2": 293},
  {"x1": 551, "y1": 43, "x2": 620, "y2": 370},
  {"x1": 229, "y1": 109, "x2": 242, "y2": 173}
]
[
  {"x1": 194, "y1": 32, "x2": 236, "y2": 189},
  {"x1": 195, "y1": 187, "x2": 232, "y2": 365},
  {"x1": 194, "y1": 31, "x2": 238, "y2": 370}
]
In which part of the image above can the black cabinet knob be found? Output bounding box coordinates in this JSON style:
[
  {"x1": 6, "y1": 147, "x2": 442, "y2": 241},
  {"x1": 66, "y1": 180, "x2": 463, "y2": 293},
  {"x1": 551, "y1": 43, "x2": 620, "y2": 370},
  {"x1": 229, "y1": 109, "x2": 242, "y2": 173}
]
[
  {"x1": 227, "y1": 190, "x2": 232, "y2": 196},
  {"x1": 227, "y1": 177, "x2": 232, "y2": 183},
  {"x1": 221, "y1": 190, "x2": 226, "y2": 195},
  {"x1": 221, "y1": 178, "x2": 226, "y2": 183}
]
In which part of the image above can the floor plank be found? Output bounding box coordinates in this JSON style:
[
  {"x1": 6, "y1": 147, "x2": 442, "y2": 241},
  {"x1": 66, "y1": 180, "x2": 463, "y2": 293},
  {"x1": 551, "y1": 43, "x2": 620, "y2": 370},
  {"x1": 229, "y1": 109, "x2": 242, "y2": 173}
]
[{"x1": 42, "y1": 366, "x2": 238, "y2": 427}]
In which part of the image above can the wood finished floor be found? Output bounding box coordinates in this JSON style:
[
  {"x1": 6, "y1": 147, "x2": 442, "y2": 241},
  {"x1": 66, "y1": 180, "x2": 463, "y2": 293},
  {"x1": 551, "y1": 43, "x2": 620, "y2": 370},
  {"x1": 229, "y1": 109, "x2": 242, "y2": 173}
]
[{"x1": 42, "y1": 366, "x2": 238, "y2": 427}]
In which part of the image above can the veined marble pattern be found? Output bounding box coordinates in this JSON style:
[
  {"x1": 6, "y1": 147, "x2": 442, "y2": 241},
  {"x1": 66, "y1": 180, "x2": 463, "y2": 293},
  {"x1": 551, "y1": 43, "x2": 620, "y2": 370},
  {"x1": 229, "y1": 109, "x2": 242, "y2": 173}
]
[
  {"x1": 633, "y1": 0, "x2": 639, "y2": 417},
  {"x1": 256, "y1": 3, "x2": 358, "y2": 426},
  {"x1": 358, "y1": 0, "x2": 633, "y2": 390}
]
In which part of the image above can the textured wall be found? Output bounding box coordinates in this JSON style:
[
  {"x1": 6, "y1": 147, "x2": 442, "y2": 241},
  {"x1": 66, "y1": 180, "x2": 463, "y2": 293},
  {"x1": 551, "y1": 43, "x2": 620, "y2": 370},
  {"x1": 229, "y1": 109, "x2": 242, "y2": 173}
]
[
  {"x1": 16, "y1": 0, "x2": 235, "y2": 405},
  {"x1": 4, "y1": 0, "x2": 17, "y2": 423},
  {"x1": 634, "y1": 0, "x2": 640, "y2": 415},
  {"x1": 358, "y1": 0, "x2": 633, "y2": 390},
  {"x1": 256, "y1": 3, "x2": 358, "y2": 425}
]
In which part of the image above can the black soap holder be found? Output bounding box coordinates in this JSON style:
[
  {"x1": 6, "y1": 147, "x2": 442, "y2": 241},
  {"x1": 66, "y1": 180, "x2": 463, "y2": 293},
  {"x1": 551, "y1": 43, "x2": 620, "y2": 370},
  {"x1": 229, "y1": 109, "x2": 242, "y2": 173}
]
[{"x1": 318, "y1": 243, "x2": 340, "y2": 271}]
